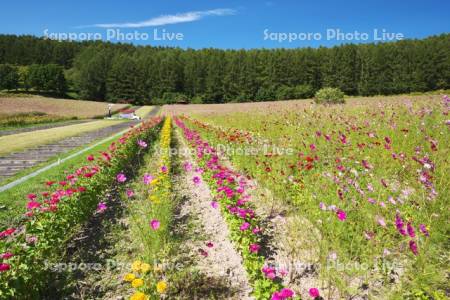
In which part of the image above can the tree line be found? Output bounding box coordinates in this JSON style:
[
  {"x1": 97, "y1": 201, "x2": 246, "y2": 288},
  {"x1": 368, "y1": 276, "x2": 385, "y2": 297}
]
[
  {"x1": 0, "y1": 64, "x2": 66, "y2": 96},
  {"x1": 0, "y1": 34, "x2": 449, "y2": 104}
]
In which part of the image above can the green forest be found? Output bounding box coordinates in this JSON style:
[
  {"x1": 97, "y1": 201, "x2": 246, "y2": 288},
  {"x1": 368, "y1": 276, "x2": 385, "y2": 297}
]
[{"x1": 0, "y1": 34, "x2": 449, "y2": 104}]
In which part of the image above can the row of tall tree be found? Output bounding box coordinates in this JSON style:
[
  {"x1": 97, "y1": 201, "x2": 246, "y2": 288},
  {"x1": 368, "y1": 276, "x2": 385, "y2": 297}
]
[
  {"x1": 0, "y1": 34, "x2": 449, "y2": 103},
  {"x1": 0, "y1": 64, "x2": 66, "y2": 95}
]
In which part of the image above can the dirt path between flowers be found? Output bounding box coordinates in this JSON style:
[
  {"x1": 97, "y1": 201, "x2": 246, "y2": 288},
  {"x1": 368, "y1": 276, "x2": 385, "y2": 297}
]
[{"x1": 170, "y1": 128, "x2": 253, "y2": 299}]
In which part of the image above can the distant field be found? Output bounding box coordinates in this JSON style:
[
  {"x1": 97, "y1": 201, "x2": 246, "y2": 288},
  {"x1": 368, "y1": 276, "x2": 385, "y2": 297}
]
[
  {"x1": 0, "y1": 96, "x2": 129, "y2": 118},
  {"x1": 162, "y1": 94, "x2": 443, "y2": 115}
]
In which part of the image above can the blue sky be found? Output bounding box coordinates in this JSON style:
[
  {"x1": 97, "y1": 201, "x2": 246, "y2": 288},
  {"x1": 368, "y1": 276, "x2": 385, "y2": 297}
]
[{"x1": 1, "y1": 0, "x2": 449, "y2": 49}]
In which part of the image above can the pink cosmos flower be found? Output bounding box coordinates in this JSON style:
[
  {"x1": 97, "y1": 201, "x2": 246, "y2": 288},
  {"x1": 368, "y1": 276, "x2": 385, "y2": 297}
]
[
  {"x1": 126, "y1": 189, "x2": 134, "y2": 198},
  {"x1": 419, "y1": 224, "x2": 429, "y2": 237},
  {"x1": 26, "y1": 235, "x2": 38, "y2": 244},
  {"x1": 87, "y1": 154, "x2": 95, "y2": 161},
  {"x1": 279, "y1": 268, "x2": 288, "y2": 277},
  {"x1": 240, "y1": 222, "x2": 250, "y2": 231},
  {"x1": 27, "y1": 200, "x2": 41, "y2": 210},
  {"x1": 150, "y1": 219, "x2": 160, "y2": 230},
  {"x1": 97, "y1": 202, "x2": 107, "y2": 213},
  {"x1": 143, "y1": 173, "x2": 154, "y2": 185},
  {"x1": 210, "y1": 201, "x2": 218, "y2": 209},
  {"x1": 116, "y1": 173, "x2": 127, "y2": 183},
  {"x1": 262, "y1": 266, "x2": 276, "y2": 280},
  {"x1": 0, "y1": 252, "x2": 13, "y2": 259},
  {"x1": 376, "y1": 216, "x2": 386, "y2": 227},
  {"x1": 309, "y1": 288, "x2": 320, "y2": 298},
  {"x1": 137, "y1": 140, "x2": 147, "y2": 148},
  {"x1": 27, "y1": 193, "x2": 37, "y2": 200},
  {"x1": 249, "y1": 243, "x2": 260, "y2": 253},
  {"x1": 367, "y1": 197, "x2": 376, "y2": 204},
  {"x1": 183, "y1": 161, "x2": 192, "y2": 172},
  {"x1": 319, "y1": 202, "x2": 327, "y2": 210},
  {"x1": 252, "y1": 227, "x2": 262, "y2": 234},
  {"x1": 310, "y1": 144, "x2": 316, "y2": 151},
  {"x1": 206, "y1": 241, "x2": 214, "y2": 248},
  {"x1": 336, "y1": 209, "x2": 347, "y2": 221},
  {"x1": 0, "y1": 263, "x2": 10, "y2": 272},
  {"x1": 0, "y1": 228, "x2": 16, "y2": 239},
  {"x1": 161, "y1": 165, "x2": 168, "y2": 173},
  {"x1": 193, "y1": 176, "x2": 201, "y2": 185}
]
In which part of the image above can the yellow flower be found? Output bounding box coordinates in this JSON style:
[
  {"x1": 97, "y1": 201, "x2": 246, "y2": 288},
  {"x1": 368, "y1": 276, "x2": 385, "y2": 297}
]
[
  {"x1": 150, "y1": 179, "x2": 158, "y2": 186},
  {"x1": 140, "y1": 263, "x2": 151, "y2": 273},
  {"x1": 131, "y1": 278, "x2": 144, "y2": 288},
  {"x1": 149, "y1": 195, "x2": 160, "y2": 203},
  {"x1": 123, "y1": 273, "x2": 136, "y2": 282},
  {"x1": 131, "y1": 260, "x2": 142, "y2": 272},
  {"x1": 130, "y1": 291, "x2": 148, "y2": 300},
  {"x1": 156, "y1": 280, "x2": 167, "y2": 294}
]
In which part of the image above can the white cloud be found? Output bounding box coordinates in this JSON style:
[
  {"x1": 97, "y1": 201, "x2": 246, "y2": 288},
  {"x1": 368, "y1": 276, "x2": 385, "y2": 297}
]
[{"x1": 79, "y1": 8, "x2": 236, "y2": 28}]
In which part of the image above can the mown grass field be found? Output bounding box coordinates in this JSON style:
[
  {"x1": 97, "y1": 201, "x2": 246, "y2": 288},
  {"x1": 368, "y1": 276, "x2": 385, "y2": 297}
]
[{"x1": 0, "y1": 96, "x2": 128, "y2": 118}]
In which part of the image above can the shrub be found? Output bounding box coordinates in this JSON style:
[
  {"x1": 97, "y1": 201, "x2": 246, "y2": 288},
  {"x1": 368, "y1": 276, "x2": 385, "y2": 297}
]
[{"x1": 314, "y1": 87, "x2": 345, "y2": 104}]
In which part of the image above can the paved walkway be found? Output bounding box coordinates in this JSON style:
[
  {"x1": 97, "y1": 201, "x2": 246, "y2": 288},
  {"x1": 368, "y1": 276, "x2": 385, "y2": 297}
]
[{"x1": 0, "y1": 107, "x2": 159, "y2": 182}]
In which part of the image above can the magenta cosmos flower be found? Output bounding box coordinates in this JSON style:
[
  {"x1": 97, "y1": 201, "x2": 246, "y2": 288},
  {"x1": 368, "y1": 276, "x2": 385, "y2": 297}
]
[
  {"x1": 0, "y1": 252, "x2": 13, "y2": 259},
  {"x1": 193, "y1": 176, "x2": 201, "y2": 185},
  {"x1": 116, "y1": 173, "x2": 127, "y2": 183},
  {"x1": 26, "y1": 200, "x2": 41, "y2": 210},
  {"x1": 87, "y1": 154, "x2": 95, "y2": 161},
  {"x1": 150, "y1": 219, "x2": 160, "y2": 230},
  {"x1": 161, "y1": 165, "x2": 168, "y2": 173},
  {"x1": 97, "y1": 202, "x2": 107, "y2": 213},
  {"x1": 409, "y1": 240, "x2": 418, "y2": 255},
  {"x1": 336, "y1": 209, "x2": 347, "y2": 221},
  {"x1": 309, "y1": 287, "x2": 320, "y2": 298},
  {"x1": 419, "y1": 224, "x2": 429, "y2": 237},
  {"x1": 0, "y1": 263, "x2": 10, "y2": 272},
  {"x1": 271, "y1": 288, "x2": 294, "y2": 300},
  {"x1": 249, "y1": 243, "x2": 260, "y2": 253},
  {"x1": 240, "y1": 222, "x2": 250, "y2": 231},
  {"x1": 210, "y1": 201, "x2": 218, "y2": 209},
  {"x1": 143, "y1": 173, "x2": 154, "y2": 185}
]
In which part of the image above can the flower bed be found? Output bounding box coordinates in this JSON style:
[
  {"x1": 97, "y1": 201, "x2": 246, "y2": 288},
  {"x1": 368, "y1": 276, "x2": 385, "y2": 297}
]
[
  {"x1": 0, "y1": 117, "x2": 162, "y2": 298},
  {"x1": 175, "y1": 117, "x2": 296, "y2": 300},
  {"x1": 122, "y1": 116, "x2": 172, "y2": 300}
]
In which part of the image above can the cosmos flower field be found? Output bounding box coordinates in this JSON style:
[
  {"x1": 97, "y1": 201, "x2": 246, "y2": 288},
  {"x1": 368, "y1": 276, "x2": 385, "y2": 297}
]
[{"x1": 0, "y1": 95, "x2": 448, "y2": 299}]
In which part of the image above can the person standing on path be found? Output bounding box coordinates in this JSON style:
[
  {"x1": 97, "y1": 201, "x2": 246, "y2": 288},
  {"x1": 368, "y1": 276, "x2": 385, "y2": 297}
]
[{"x1": 108, "y1": 104, "x2": 113, "y2": 118}]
